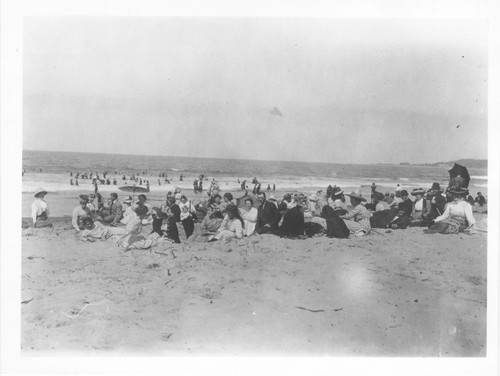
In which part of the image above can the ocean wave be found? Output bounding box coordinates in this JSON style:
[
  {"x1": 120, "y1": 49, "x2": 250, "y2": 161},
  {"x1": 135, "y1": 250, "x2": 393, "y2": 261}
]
[{"x1": 471, "y1": 175, "x2": 488, "y2": 180}]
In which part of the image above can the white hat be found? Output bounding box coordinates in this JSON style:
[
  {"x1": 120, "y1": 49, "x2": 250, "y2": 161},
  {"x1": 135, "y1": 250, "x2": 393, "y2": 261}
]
[
  {"x1": 268, "y1": 195, "x2": 277, "y2": 201},
  {"x1": 34, "y1": 187, "x2": 48, "y2": 198},
  {"x1": 308, "y1": 194, "x2": 318, "y2": 202}
]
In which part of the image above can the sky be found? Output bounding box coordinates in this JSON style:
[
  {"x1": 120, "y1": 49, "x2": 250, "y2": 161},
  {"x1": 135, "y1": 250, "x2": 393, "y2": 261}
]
[{"x1": 23, "y1": 17, "x2": 488, "y2": 164}]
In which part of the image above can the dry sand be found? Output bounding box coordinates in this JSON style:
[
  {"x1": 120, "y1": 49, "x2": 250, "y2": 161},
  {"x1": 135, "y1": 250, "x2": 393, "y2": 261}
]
[{"x1": 21, "y1": 210, "x2": 487, "y2": 356}]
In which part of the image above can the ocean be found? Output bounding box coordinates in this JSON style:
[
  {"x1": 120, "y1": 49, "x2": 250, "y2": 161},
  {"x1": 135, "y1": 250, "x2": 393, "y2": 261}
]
[{"x1": 22, "y1": 150, "x2": 488, "y2": 196}]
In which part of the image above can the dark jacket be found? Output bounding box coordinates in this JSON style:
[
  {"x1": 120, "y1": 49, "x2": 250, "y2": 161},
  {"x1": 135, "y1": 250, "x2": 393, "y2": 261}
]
[
  {"x1": 396, "y1": 198, "x2": 413, "y2": 218},
  {"x1": 256, "y1": 200, "x2": 281, "y2": 232}
]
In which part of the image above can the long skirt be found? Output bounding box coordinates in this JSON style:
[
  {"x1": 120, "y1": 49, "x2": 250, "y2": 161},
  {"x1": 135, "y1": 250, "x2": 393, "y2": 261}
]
[
  {"x1": 182, "y1": 217, "x2": 195, "y2": 239},
  {"x1": 279, "y1": 207, "x2": 305, "y2": 238},
  {"x1": 321, "y1": 206, "x2": 349, "y2": 238}
]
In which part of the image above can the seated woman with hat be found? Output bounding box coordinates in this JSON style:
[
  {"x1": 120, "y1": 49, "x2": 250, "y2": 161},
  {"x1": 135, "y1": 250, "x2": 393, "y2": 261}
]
[
  {"x1": 390, "y1": 190, "x2": 413, "y2": 229},
  {"x1": 408, "y1": 188, "x2": 430, "y2": 226},
  {"x1": 327, "y1": 187, "x2": 348, "y2": 216},
  {"x1": 31, "y1": 187, "x2": 53, "y2": 229},
  {"x1": 209, "y1": 204, "x2": 245, "y2": 242},
  {"x1": 425, "y1": 187, "x2": 476, "y2": 234},
  {"x1": 338, "y1": 192, "x2": 371, "y2": 236}
]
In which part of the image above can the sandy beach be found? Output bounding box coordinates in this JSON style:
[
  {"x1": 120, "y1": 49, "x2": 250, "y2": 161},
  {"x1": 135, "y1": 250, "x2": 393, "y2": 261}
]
[{"x1": 21, "y1": 197, "x2": 488, "y2": 356}]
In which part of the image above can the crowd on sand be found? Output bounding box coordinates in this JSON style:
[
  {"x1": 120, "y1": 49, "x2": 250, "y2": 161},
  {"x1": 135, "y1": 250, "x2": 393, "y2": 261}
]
[{"x1": 27, "y1": 175, "x2": 487, "y2": 252}]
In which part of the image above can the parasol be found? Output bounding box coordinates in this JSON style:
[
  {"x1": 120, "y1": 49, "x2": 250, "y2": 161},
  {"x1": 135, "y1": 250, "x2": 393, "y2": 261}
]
[
  {"x1": 119, "y1": 185, "x2": 149, "y2": 199},
  {"x1": 448, "y1": 163, "x2": 470, "y2": 189}
]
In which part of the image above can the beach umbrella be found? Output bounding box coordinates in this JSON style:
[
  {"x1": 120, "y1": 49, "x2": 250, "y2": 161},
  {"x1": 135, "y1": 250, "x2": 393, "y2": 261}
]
[
  {"x1": 448, "y1": 163, "x2": 470, "y2": 189},
  {"x1": 119, "y1": 185, "x2": 149, "y2": 199}
]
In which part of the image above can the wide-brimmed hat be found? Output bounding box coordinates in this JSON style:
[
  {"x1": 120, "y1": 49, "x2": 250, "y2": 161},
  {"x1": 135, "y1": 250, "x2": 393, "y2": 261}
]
[
  {"x1": 345, "y1": 191, "x2": 366, "y2": 202},
  {"x1": 268, "y1": 195, "x2": 277, "y2": 202},
  {"x1": 308, "y1": 194, "x2": 318, "y2": 202},
  {"x1": 448, "y1": 187, "x2": 469, "y2": 197},
  {"x1": 34, "y1": 187, "x2": 48, "y2": 198},
  {"x1": 79, "y1": 194, "x2": 89, "y2": 203},
  {"x1": 411, "y1": 188, "x2": 426, "y2": 196},
  {"x1": 400, "y1": 190, "x2": 409, "y2": 197},
  {"x1": 373, "y1": 191, "x2": 385, "y2": 201},
  {"x1": 331, "y1": 186, "x2": 344, "y2": 197}
]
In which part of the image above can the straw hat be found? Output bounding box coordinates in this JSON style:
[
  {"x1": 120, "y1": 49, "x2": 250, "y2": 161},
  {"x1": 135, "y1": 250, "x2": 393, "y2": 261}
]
[
  {"x1": 308, "y1": 194, "x2": 318, "y2": 202},
  {"x1": 345, "y1": 191, "x2": 366, "y2": 202},
  {"x1": 411, "y1": 188, "x2": 426, "y2": 196},
  {"x1": 268, "y1": 195, "x2": 277, "y2": 202},
  {"x1": 448, "y1": 187, "x2": 469, "y2": 197},
  {"x1": 33, "y1": 187, "x2": 48, "y2": 198}
]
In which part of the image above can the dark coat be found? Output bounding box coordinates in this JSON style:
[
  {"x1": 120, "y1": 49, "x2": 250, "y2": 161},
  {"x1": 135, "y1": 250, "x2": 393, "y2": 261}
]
[
  {"x1": 321, "y1": 206, "x2": 349, "y2": 238},
  {"x1": 256, "y1": 200, "x2": 281, "y2": 234},
  {"x1": 279, "y1": 206, "x2": 304, "y2": 238}
]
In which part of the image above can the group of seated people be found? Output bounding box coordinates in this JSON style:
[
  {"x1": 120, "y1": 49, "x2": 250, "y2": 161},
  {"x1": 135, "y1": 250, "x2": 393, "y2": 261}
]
[{"x1": 30, "y1": 178, "x2": 482, "y2": 251}]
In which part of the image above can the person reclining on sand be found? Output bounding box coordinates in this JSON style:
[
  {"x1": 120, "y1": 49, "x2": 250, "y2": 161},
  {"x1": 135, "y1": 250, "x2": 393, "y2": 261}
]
[{"x1": 78, "y1": 217, "x2": 118, "y2": 241}]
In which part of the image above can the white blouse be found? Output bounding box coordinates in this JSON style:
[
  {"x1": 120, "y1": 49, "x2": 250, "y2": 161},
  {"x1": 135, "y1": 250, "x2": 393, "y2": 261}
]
[{"x1": 435, "y1": 200, "x2": 476, "y2": 226}]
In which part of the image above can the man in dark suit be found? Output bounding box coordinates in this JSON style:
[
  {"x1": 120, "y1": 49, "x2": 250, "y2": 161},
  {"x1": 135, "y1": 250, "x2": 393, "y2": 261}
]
[
  {"x1": 256, "y1": 192, "x2": 281, "y2": 234},
  {"x1": 102, "y1": 192, "x2": 123, "y2": 225}
]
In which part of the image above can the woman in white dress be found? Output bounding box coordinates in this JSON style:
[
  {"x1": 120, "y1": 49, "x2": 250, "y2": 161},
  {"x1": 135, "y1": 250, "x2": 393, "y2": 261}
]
[
  {"x1": 210, "y1": 204, "x2": 244, "y2": 241},
  {"x1": 239, "y1": 198, "x2": 258, "y2": 236}
]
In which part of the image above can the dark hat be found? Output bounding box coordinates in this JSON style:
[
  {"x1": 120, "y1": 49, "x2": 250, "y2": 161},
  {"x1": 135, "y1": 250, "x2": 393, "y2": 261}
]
[
  {"x1": 345, "y1": 191, "x2": 367, "y2": 202},
  {"x1": 134, "y1": 205, "x2": 149, "y2": 216},
  {"x1": 79, "y1": 194, "x2": 89, "y2": 203},
  {"x1": 331, "y1": 186, "x2": 344, "y2": 197},
  {"x1": 428, "y1": 182, "x2": 443, "y2": 193},
  {"x1": 448, "y1": 187, "x2": 469, "y2": 197},
  {"x1": 400, "y1": 190, "x2": 409, "y2": 197},
  {"x1": 411, "y1": 188, "x2": 426, "y2": 196},
  {"x1": 373, "y1": 191, "x2": 385, "y2": 201}
]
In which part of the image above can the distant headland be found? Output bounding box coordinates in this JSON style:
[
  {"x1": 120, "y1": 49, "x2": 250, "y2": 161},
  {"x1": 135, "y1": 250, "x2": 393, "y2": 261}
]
[{"x1": 399, "y1": 159, "x2": 487, "y2": 169}]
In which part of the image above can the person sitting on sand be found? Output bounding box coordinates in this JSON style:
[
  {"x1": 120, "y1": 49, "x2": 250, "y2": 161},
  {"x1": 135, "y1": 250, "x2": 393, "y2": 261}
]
[
  {"x1": 208, "y1": 193, "x2": 222, "y2": 210},
  {"x1": 239, "y1": 198, "x2": 258, "y2": 236},
  {"x1": 475, "y1": 192, "x2": 486, "y2": 207},
  {"x1": 31, "y1": 187, "x2": 53, "y2": 229},
  {"x1": 209, "y1": 204, "x2": 244, "y2": 242},
  {"x1": 162, "y1": 206, "x2": 181, "y2": 243},
  {"x1": 220, "y1": 192, "x2": 237, "y2": 213},
  {"x1": 410, "y1": 188, "x2": 428, "y2": 223},
  {"x1": 425, "y1": 188, "x2": 476, "y2": 234},
  {"x1": 72, "y1": 194, "x2": 91, "y2": 232},
  {"x1": 372, "y1": 191, "x2": 390, "y2": 212},
  {"x1": 256, "y1": 192, "x2": 281, "y2": 235},
  {"x1": 86, "y1": 194, "x2": 97, "y2": 216},
  {"x1": 98, "y1": 193, "x2": 123, "y2": 225},
  {"x1": 390, "y1": 190, "x2": 413, "y2": 229},
  {"x1": 120, "y1": 196, "x2": 134, "y2": 225},
  {"x1": 180, "y1": 205, "x2": 195, "y2": 239},
  {"x1": 279, "y1": 195, "x2": 305, "y2": 239},
  {"x1": 338, "y1": 192, "x2": 371, "y2": 236},
  {"x1": 304, "y1": 195, "x2": 327, "y2": 229},
  {"x1": 114, "y1": 205, "x2": 149, "y2": 251},
  {"x1": 188, "y1": 204, "x2": 224, "y2": 242},
  {"x1": 328, "y1": 187, "x2": 348, "y2": 215},
  {"x1": 427, "y1": 183, "x2": 446, "y2": 220}
]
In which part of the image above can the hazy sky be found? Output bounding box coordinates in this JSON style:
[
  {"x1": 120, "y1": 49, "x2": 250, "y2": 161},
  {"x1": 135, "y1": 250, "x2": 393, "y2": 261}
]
[{"x1": 23, "y1": 17, "x2": 488, "y2": 164}]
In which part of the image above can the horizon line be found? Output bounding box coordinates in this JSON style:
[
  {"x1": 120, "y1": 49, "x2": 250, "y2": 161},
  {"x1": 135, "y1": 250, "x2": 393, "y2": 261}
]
[{"x1": 22, "y1": 148, "x2": 486, "y2": 167}]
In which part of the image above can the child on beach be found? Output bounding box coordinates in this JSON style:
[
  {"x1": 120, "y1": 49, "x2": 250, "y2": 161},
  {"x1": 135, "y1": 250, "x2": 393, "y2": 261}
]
[{"x1": 78, "y1": 217, "x2": 115, "y2": 242}]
